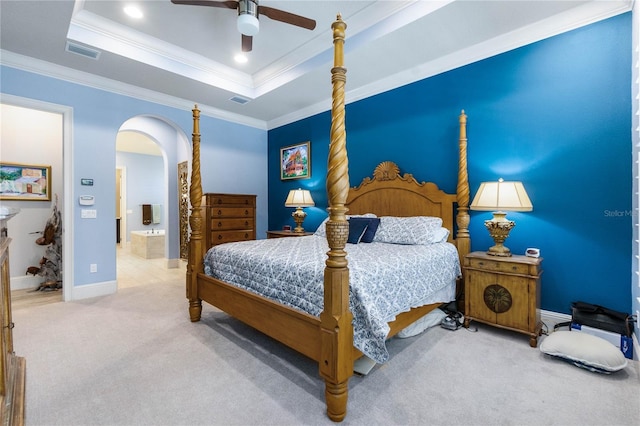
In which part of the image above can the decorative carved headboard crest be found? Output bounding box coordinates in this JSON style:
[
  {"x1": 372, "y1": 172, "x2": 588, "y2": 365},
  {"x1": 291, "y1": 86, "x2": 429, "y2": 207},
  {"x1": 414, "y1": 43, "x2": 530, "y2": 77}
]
[
  {"x1": 352, "y1": 161, "x2": 423, "y2": 190},
  {"x1": 373, "y1": 161, "x2": 400, "y2": 181}
]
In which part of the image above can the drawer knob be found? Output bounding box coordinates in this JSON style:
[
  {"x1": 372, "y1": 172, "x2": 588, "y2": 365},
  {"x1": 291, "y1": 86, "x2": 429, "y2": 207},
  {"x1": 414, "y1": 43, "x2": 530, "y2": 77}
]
[
  {"x1": 477, "y1": 261, "x2": 484, "y2": 266},
  {"x1": 217, "y1": 222, "x2": 222, "y2": 228},
  {"x1": 245, "y1": 221, "x2": 249, "y2": 226},
  {"x1": 244, "y1": 233, "x2": 249, "y2": 238},
  {"x1": 245, "y1": 210, "x2": 249, "y2": 215},
  {"x1": 217, "y1": 235, "x2": 222, "y2": 240},
  {"x1": 217, "y1": 210, "x2": 222, "y2": 215}
]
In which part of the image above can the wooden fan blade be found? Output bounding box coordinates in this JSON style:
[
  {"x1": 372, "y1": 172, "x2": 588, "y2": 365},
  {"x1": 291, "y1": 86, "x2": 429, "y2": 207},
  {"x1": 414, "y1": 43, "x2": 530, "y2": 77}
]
[
  {"x1": 242, "y1": 34, "x2": 253, "y2": 52},
  {"x1": 170, "y1": 0, "x2": 238, "y2": 9},
  {"x1": 258, "y1": 6, "x2": 316, "y2": 30}
]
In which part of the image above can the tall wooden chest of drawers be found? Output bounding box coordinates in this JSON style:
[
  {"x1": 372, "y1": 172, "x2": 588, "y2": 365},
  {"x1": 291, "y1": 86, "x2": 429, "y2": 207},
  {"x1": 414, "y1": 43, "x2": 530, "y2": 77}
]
[{"x1": 202, "y1": 193, "x2": 256, "y2": 248}]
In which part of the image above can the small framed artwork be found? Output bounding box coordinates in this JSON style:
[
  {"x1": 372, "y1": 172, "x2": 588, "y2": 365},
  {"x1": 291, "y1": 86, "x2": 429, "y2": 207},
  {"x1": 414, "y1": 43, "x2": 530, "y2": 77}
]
[
  {"x1": 280, "y1": 141, "x2": 310, "y2": 180},
  {"x1": 0, "y1": 162, "x2": 52, "y2": 201}
]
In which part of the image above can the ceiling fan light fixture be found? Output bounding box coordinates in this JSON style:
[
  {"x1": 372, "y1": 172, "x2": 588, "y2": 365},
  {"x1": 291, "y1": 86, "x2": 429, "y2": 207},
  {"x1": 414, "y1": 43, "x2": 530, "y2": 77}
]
[{"x1": 237, "y1": 13, "x2": 259, "y2": 36}]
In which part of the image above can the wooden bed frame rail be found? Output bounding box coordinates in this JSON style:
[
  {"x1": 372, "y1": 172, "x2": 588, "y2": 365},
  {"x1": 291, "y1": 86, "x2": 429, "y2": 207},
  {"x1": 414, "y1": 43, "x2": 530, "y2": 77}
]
[{"x1": 185, "y1": 14, "x2": 470, "y2": 423}]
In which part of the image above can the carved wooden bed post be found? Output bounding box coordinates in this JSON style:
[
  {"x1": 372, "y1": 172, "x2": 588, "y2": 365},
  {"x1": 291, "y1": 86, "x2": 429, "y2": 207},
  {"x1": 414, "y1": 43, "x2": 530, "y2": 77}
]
[
  {"x1": 455, "y1": 110, "x2": 471, "y2": 262},
  {"x1": 319, "y1": 14, "x2": 353, "y2": 423},
  {"x1": 187, "y1": 105, "x2": 203, "y2": 322}
]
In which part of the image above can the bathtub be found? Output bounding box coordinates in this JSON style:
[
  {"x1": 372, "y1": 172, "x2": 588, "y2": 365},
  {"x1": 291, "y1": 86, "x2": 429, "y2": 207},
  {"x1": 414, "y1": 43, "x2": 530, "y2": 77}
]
[{"x1": 130, "y1": 229, "x2": 165, "y2": 259}]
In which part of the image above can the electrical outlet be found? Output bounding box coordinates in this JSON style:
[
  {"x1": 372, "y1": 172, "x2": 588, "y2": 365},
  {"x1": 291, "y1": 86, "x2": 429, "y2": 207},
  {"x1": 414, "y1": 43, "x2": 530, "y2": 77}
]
[
  {"x1": 90, "y1": 263, "x2": 97, "y2": 273},
  {"x1": 636, "y1": 310, "x2": 640, "y2": 330}
]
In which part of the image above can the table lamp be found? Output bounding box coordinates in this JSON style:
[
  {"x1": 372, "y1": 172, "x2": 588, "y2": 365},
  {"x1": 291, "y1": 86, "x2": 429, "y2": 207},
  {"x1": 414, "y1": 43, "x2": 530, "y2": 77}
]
[
  {"x1": 470, "y1": 178, "x2": 532, "y2": 257},
  {"x1": 285, "y1": 189, "x2": 315, "y2": 233}
]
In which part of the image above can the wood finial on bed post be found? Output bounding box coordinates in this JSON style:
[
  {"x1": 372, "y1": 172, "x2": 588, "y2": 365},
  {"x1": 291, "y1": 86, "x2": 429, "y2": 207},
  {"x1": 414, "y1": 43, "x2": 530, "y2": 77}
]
[
  {"x1": 456, "y1": 110, "x2": 471, "y2": 261},
  {"x1": 187, "y1": 104, "x2": 203, "y2": 322},
  {"x1": 320, "y1": 14, "x2": 353, "y2": 423}
]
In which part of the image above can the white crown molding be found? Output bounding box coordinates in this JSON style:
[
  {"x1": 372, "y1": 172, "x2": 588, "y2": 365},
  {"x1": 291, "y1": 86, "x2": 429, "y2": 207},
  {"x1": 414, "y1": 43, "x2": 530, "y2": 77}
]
[
  {"x1": 68, "y1": 8, "x2": 255, "y2": 97},
  {"x1": 2, "y1": 1, "x2": 631, "y2": 131},
  {"x1": 0, "y1": 50, "x2": 267, "y2": 130},
  {"x1": 268, "y1": 0, "x2": 632, "y2": 130}
]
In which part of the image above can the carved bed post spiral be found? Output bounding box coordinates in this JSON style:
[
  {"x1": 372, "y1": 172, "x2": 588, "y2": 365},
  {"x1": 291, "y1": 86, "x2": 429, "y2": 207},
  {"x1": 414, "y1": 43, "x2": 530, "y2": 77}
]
[
  {"x1": 187, "y1": 105, "x2": 203, "y2": 322},
  {"x1": 319, "y1": 14, "x2": 353, "y2": 423},
  {"x1": 456, "y1": 110, "x2": 471, "y2": 262}
]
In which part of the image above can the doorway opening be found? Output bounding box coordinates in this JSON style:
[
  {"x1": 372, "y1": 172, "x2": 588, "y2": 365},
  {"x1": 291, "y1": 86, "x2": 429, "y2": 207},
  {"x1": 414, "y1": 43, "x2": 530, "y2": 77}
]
[{"x1": 114, "y1": 115, "x2": 191, "y2": 290}]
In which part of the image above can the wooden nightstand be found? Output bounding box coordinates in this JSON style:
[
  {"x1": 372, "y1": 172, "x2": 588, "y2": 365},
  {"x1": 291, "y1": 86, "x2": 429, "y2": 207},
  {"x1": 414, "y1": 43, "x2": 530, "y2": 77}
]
[
  {"x1": 463, "y1": 251, "x2": 543, "y2": 347},
  {"x1": 266, "y1": 230, "x2": 314, "y2": 239}
]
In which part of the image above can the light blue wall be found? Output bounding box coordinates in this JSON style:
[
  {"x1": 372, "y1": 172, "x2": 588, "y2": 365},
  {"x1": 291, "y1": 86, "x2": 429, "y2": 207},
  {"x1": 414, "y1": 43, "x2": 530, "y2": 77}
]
[
  {"x1": 115, "y1": 151, "x2": 164, "y2": 241},
  {"x1": 1, "y1": 66, "x2": 268, "y2": 289},
  {"x1": 268, "y1": 13, "x2": 633, "y2": 316}
]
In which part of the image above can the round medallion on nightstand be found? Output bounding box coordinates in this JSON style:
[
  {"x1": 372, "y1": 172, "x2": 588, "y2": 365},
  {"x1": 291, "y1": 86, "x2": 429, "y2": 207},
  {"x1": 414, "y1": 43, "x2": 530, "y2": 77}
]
[{"x1": 483, "y1": 284, "x2": 512, "y2": 313}]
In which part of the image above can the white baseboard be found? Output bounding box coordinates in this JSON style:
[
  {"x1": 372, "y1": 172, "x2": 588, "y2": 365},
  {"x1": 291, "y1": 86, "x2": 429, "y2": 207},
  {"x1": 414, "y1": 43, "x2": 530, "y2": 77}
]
[
  {"x1": 166, "y1": 258, "x2": 181, "y2": 269},
  {"x1": 70, "y1": 280, "x2": 117, "y2": 301},
  {"x1": 540, "y1": 309, "x2": 571, "y2": 332},
  {"x1": 10, "y1": 275, "x2": 42, "y2": 291}
]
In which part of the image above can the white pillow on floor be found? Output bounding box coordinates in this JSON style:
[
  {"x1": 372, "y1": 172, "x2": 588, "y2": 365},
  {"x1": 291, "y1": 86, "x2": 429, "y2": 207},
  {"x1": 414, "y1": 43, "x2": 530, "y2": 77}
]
[{"x1": 540, "y1": 331, "x2": 627, "y2": 374}]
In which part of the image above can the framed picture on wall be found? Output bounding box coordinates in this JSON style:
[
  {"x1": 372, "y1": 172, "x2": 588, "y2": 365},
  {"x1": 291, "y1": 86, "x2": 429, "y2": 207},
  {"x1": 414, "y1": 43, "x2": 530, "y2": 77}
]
[
  {"x1": 0, "y1": 162, "x2": 52, "y2": 201},
  {"x1": 280, "y1": 141, "x2": 311, "y2": 180}
]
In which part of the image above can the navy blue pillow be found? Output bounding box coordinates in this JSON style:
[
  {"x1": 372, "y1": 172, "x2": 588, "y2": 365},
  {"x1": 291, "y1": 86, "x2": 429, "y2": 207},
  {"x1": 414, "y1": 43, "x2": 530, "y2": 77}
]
[
  {"x1": 347, "y1": 217, "x2": 380, "y2": 244},
  {"x1": 347, "y1": 218, "x2": 370, "y2": 244},
  {"x1": 360, "y1": 217, "x2": 380, "y2": 243}
]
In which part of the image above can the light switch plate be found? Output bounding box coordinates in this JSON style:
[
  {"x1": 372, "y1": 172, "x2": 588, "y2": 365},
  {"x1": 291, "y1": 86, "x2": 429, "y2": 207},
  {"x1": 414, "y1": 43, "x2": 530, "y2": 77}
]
[{"x1": 81, "y1": 209, "x2": 97, "y2": 219}]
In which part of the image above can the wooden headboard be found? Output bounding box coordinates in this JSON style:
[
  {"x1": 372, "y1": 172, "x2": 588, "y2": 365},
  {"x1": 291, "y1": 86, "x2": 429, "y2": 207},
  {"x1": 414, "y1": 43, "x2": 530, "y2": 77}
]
[
  {"x1": 344, "y1": 110, "x2": 471, "y2": 261},
  {"x1": 347, "y1": 161, "x2": 458, "y2": 242}
]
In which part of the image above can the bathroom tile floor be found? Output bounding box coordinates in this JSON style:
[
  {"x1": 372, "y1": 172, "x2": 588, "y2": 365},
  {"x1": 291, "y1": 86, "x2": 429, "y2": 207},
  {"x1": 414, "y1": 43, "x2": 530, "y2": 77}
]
[{"x1": 12, "y1": 245, "x2": 186, "y2": 309}]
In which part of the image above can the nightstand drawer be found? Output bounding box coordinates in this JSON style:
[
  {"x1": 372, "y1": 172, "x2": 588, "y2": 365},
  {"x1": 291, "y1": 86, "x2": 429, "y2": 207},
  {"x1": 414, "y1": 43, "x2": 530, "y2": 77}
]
[{"x1": 467, "y1": 257, "x2": 529, "y2": 274}]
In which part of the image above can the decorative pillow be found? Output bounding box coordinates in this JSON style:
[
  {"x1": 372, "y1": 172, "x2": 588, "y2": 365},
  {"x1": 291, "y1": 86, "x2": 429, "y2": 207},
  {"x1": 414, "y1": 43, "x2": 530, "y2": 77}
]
[
  {"x1": 539, "y1": 331, "x2": 628, "y2": 374},
  {"x1": 372, "y1": 216, "x2": 443, "y2": 245},
  {"x1": 313, "y1": 213, "x2": 377, "y2": 237},
  {"x1": 428, "y1": 227, "x2": 450, "y2": 244},
  {"x1": 346, "y1": 218, "x2": 370, "y2": 244},
  {"x1": 348, "y1": 217, "x2": 380, "y2": 243}
]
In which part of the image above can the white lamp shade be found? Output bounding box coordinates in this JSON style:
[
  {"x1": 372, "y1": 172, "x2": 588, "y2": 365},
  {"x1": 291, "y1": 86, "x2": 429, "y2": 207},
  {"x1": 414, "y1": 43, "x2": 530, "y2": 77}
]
[
  {"x1": 237, "y1": 14, "x2": 259, "y2": 36},
  {"x1": 285, "y1": 189, "x2": 315, "y2": 207},
  {"x1": 470, "y1": 179, "x2": 533, "y2": 212}
]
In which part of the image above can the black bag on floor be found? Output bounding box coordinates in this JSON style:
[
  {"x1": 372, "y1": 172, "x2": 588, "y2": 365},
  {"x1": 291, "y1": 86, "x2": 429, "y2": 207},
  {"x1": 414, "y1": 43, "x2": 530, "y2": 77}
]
[{"x1": 571, "y1": 301, "x2": 633, "y2": 337}]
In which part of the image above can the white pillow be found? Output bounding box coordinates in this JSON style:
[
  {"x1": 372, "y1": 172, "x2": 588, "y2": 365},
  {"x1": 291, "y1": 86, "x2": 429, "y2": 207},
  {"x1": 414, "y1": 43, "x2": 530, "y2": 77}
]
[
  {"x1": 397, "y1": 308, "x2": 447, "y2": 338},
  {"x1": 313, "y1": 213, "x2": 377, "y2": 237},
  {"x1": 372, "y1": 216, "x2": 443, "y2": 245},
  {"x1": 428, "y1": 227, "x2": 450, "y2": 244},
  {"x1": 539, "y1": 331, "x2": 627, "y2": 374}
]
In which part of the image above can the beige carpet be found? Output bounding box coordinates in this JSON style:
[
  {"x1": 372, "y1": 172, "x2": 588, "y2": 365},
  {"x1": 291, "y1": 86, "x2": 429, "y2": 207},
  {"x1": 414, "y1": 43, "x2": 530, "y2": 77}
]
[{"x1": 10, "y1": 249, "x2": 640, "y2": 425}]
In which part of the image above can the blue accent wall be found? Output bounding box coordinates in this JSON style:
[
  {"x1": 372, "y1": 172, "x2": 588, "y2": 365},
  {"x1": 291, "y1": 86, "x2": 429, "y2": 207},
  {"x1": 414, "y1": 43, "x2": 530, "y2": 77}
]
[{"x1": 268, "y1": 13, "x2": 632, "y2": 315}]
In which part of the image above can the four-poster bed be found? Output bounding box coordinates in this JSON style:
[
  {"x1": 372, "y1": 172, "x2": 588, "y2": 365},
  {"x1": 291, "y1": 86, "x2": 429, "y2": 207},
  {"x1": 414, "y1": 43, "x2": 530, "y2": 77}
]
[{"x1": 185, "y1": 15, "x2": 470, "y2": 422}]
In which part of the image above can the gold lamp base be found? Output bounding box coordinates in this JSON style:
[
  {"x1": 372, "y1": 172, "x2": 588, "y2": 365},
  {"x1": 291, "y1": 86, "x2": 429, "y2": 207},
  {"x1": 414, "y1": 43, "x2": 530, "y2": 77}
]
[
  {"x1": 484, "y1": 211, "x2": 515, "y2": 257},
  {"x1": 292, "y1": 207, "x2": 307, "y2": 233}
]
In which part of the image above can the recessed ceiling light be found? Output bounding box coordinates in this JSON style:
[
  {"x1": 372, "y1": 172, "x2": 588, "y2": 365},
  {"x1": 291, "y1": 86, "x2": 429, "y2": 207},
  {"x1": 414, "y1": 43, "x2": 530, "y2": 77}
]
[
  {"x1": 124, "y1": 5, "x2": 144, "y2": 19},
  {"x1": 234, "y1": 53, "x2": 248, "y2": 64}
]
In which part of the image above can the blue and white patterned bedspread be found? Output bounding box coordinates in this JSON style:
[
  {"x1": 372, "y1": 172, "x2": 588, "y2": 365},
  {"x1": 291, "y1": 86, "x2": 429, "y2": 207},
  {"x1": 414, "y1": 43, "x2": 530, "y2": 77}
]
[{"x1": 204, "y1": 235, "x2": 460, "y2": 363}]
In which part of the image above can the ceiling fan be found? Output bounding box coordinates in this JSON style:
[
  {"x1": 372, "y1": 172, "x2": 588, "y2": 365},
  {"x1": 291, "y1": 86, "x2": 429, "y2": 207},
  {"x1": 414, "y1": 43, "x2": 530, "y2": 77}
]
[{"x1": 171, "y1": 0, "x2": 317, "y2": 52}]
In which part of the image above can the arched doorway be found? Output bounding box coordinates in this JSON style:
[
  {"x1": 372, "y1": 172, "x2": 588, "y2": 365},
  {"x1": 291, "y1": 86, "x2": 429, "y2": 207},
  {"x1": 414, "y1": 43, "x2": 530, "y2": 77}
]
[{"x1": 114, "y1": 116, "x2": 191, "y2": 287}]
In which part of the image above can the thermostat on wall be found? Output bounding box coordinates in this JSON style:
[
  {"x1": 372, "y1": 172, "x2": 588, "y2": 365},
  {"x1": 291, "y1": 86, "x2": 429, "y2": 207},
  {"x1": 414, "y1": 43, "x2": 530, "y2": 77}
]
[{"x1": 79, "y1": 195, "x2": 95, "y2": 206}]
